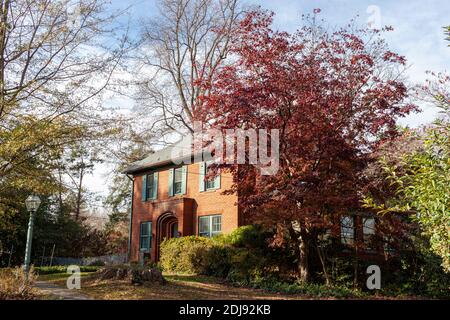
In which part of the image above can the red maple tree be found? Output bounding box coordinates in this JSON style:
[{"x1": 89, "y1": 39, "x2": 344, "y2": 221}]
[{"x1": 198, "y1": 10, "x2": 417, "y2": 282}]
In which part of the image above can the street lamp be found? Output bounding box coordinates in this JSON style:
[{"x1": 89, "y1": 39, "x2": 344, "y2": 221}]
[{"x1": 23, "y1": 195, "x2": 41, "y2": 276}]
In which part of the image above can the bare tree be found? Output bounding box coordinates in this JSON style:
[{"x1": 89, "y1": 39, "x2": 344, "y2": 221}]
[
  {"x1": 0, "y1": 0, "x2": 127, "y2": 181},
  {"x1": 134, "y1": 0, "x2": 243, "y2": 138}
]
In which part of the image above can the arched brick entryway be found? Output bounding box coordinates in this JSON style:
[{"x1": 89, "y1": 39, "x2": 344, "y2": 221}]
[{"x1": 155, "y1": 212, "x2": 179, "y2": 260}]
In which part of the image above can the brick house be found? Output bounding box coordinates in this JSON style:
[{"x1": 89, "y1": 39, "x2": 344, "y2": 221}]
[
  {"x1": 124, "y1": 143, "x2": 381, "y2": 263},
  {"x1": 123, "y1": 143, "x2": 242, "y2": 263}
]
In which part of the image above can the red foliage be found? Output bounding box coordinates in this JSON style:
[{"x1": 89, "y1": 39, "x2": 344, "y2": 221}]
[{"x1": 197, "y1": 9, "x2": 417, "y2": 277}]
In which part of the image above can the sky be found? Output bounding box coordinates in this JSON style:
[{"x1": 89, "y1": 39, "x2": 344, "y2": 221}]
[{"x1": 84, "y1": 0, "x2": 450, "y2": 215}]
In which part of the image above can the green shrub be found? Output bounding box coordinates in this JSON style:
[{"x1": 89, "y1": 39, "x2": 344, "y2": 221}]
[
  {"x1": 200, "y1": 244, "x2": 233, "y2": 278},
  {"x1": 219, "y1": 225, "x2": 268, "y2": 248},
  {"x1": 159, "y1": 236, "x2": 212, "y2": 274},
  {"x1": 157, "y1": 226, "x2": 373, "y2": 298},
  {"x1": 35, "y1": 265, "x2": 100, "y2": 274},
  {"x1": 159, "y1": 225, "x2": 284, "y2": 285},
  {"x1": 249, "y1": 277, "x2": 363, "y2": 298},
  {"x1": 381, "y1": 249, "x2": 450, "y2": 298}
]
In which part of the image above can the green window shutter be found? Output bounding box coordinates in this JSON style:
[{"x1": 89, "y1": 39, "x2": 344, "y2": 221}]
[
  {"x1": 199, "y1": 162, "x2": 205, "y2": 192},
  {"x1": 142, "y1": 175, "x2": 147, "y2": 201},
  {"x1": 168, "y1": 168, "x2": 174, "y2": 197},
  {"x1": 181, "y1": 165, "x2": 187, "y2": 194},
  {"x1": 214, "y1": 170, "x2": 221, "y2": 190},
  {"x1": 151, "y1": 172, "x2": 158, "y2": 200}
]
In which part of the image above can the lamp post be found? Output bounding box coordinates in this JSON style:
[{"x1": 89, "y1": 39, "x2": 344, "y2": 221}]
[{"x1": 23, "y1": 195, "x2": 41, "y2": 276}]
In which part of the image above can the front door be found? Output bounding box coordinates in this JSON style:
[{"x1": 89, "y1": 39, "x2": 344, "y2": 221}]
[
  {"x1": 156, "y1": 212, "x2": 178, "y2": 261},
  {"x1": 171, "y1": 223, "x2": 179, "y2": 238}
]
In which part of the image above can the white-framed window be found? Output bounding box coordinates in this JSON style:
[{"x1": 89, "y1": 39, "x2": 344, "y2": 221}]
[
  {"x1": 173, "y1": 167, "x2": 183, "y2": 195},
  {"x1": 199, "y1": 161, "x2": 220, "y2": 191},
  {"x1": 205, "y1": 162, "x2": 218, "y2": 190},
  {"x1": 168, "y1": 166, "x2": 186, "y2": 196},
  {"x1": 198, "y1": 215, "x2": 222, "y2": 238},
  {"x1": 340, "y1": 216, "x2": 354, "y2": 245}
]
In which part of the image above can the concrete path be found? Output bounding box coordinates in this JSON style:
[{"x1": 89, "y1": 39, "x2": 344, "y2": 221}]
[{"x1": 35, "y1": 281, "x2": 93, "y2": 300}]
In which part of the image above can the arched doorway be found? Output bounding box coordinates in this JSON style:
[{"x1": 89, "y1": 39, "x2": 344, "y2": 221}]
[{"x1": 156, "y1": 212, "x2": 179, "y2": 260}]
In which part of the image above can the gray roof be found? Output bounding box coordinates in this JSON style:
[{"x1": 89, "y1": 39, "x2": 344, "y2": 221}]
[{"x1": 123, "y1": 138, "x2": 201, "y2": 174}]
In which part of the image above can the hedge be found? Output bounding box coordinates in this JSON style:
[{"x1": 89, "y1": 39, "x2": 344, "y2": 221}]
[{"x1": 34, "y1": 265, "x2": 100, "y2": 274}]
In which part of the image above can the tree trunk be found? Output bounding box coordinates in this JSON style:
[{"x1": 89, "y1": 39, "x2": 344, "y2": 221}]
[
  {"x1": 298, "y1": 231, "x2": 310, "y2": 283},
  {"x1": 58, "y1": 169, "x2": 64, "y2": 216},
  {"x1": 316, "y1": 244, "x2": 331, "y2": 286},
  {"x1": 353, "y1": 247, "x2": 359, "y2": 288},
  {"x1": 75, "y1": 169, "x2": 84, "y2": 220}
]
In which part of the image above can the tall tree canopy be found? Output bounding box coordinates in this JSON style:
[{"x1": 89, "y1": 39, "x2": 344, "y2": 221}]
[{"x1": 0, "y1": 0, "x2": 125, "y2": 189}]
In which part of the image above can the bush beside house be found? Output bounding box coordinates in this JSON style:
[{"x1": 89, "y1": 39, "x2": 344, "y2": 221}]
[{"x1": 159, "y1": 225, "x2": 450, "y2": 298}]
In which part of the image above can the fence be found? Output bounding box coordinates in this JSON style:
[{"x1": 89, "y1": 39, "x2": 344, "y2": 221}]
[{"x1": 37, "y1": 254, "x2": 127, "y2": 266}]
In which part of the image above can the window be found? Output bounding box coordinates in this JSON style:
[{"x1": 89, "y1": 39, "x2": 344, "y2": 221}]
[
  {"x1": 205, "y1": 162, "x2": 217, "y2": 190},
  {"x1": 139, "y1": 222, "x2": 152, "y2": 252},
  {"x1": 198, "y1": 215, "x2": 222, "y2": 237},
  {"x1": 146, "y1": 173, "x2": 154, "y2": 199},
  {"x1": 199, "y1": 161, "x2": 220, "y2": 192},
  {"x1": 168, "y1": 166, "x2": 186, "y2": 196},
  {"x1": 142, "y1": 173, "x2": 158, "y2": 201},
  {"x1": 173, "y1": 167, "x2": 183, "y2": 195},
  {"x1": 363, "y1": 217, "x2": 376, "y2": 244},
  {"x1": 340, "y1": 216, "x2": 354, "y2": 245},
  {"x1": 211, "y1": 215, "x2": 222, "y2": 234}
]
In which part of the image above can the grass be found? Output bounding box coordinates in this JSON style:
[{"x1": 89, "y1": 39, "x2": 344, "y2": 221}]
[
  {"x1": 0, "y1": 267, "x2": 39, "y2": 300},
  {"x1": 35, "y1": 265, "x2": 101, "y2": 275},
  {"x1": 34, "y1": 270, "x2": 433, "y2": 300},
  {"x1": 37, "y1": 272, "x2": 94, "y2": 283},
  {"x1": 75, "y1": 273, "x2": 309, "y2": 300},
  {"x1": 36, "y1": 271, "x2": 310, "y2": 300}
]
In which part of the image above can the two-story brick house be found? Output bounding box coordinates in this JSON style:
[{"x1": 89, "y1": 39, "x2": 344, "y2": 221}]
[
  {"x1": 123, "y1": 144, "x2": 242, "y2": 263},
  {"x1": 124, "y1": 142, "x2": 383, "y2": 264}
]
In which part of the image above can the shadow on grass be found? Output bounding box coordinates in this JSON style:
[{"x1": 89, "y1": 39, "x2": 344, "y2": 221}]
[
  {"x1": 163, "y1": 273, "x2": 227, "y2": 284},
  {"x1": 37, "y1": 272, "x2": 97, "y2": 283},
  {"x1": 76, "y1": 273, "x2": 295, "y2": 300}
]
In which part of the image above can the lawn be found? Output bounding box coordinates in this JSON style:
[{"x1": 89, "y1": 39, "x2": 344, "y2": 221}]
[
  {"x1": 36, "y1": 272, "x2": 311, "y2": 300},
  {"x1": 35, "y1": 271, "x2": 432, "y2": 300},
  {"x1": 37, "y1": 272, "x2": 95, "y2": 282}
]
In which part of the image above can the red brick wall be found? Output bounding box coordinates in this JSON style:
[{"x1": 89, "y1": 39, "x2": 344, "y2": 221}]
[{"x1": 130, "y1": 162, "x2": 239, "y2": 262}]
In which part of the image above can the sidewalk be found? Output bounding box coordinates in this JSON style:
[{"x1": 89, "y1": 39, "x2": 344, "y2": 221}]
[{"x1": 35, "y1": 281, "x2": 93, "y2": 300}]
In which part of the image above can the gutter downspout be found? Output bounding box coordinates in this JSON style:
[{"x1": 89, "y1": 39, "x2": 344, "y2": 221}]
[{"x1": 126, "y1": 174, "x2": 134, "y2": 263}]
